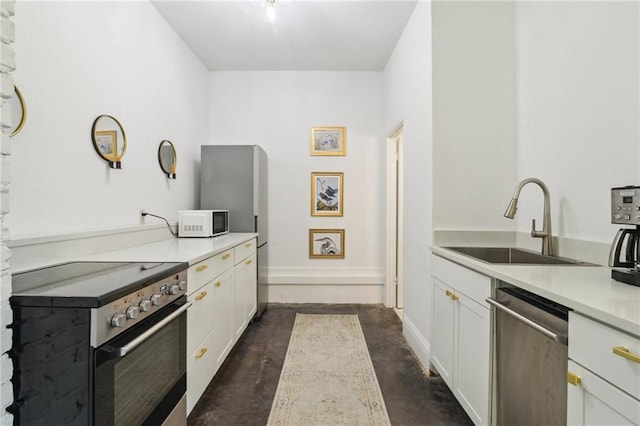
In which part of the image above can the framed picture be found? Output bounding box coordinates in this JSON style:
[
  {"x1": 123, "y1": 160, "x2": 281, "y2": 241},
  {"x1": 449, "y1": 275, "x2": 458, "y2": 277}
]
[
  {"x1": 95, "y1": 130, "x2": 117, "y2": 160},
  {"x1": 311, "y1": 172, "x2": 343, "y2": 216},
  {"x1": 309, "y1": 229, "x2": 345, "y2": 259},
  {"x1": 310, "y1": 126, "x2": 346, "y2": 156}
]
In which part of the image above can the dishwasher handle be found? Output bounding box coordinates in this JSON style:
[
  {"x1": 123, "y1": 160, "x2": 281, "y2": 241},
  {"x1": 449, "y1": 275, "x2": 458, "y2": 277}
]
[{"x1": 486, "y1": 297, "x2": 568, "y2": 345}]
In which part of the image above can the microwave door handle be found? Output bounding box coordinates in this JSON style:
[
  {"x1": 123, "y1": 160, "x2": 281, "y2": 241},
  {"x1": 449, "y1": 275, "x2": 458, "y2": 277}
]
[{"x1": 102, "y1": 302, "x2": 192, "y2": 360}]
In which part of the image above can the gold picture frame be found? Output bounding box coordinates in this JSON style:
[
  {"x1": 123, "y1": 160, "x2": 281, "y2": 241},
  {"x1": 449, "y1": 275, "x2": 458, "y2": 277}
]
[
  {"x1": 95, "y1": 130, "x2": 117, "y2": 161},
  {"x1": 311, "y1": 172, "x2": 343, "y2": 217},
  {"x1": 310, "y1": 126, "x2": 346, "y2": 156},
  {"x1": 309, "y1": 229, "x2": 345, "y2": 259}
]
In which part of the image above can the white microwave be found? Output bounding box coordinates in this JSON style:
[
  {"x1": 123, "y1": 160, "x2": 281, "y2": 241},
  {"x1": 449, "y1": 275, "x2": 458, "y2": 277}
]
[{"x1": 178, "y1": 210, "x2": 229, "y2": 238}]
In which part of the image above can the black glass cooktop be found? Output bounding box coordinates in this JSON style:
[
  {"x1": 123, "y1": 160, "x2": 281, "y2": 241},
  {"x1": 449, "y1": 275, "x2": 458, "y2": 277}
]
[{"x1": 11, "y1": 261, "x2": 188, "y2": 308}]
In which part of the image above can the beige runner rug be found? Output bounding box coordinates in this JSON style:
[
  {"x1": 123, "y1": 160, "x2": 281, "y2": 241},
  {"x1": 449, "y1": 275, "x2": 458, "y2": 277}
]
[{"x1": 267, "y1": 314, "x2": 391, "y2": 426}]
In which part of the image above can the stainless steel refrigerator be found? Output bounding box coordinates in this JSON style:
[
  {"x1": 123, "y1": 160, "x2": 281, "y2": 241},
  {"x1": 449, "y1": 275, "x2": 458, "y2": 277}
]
[{"x1": 200, "y1": 145, "x2": 268, "y2": 317}]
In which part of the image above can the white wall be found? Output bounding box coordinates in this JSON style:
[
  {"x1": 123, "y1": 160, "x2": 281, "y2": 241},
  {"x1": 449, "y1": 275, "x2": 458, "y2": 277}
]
[
  {"x1": 432, "y1": 1, "x2": 518, "y2": 232},
  {"x1": 515, "y1": 1, "x2": 639, "y2": 245},
  {"x1": 208, "y1": 71, "x2": 385, "y2": 301},
  {"x1": 0, "y1": 2, "x2": 16, "y2": 423},
  {"x1": 9, "y1": 1, "x2": 209, "y2": 238},
  {"x1": 383, "y1": 2, "x2": 433, "y2": 366}
]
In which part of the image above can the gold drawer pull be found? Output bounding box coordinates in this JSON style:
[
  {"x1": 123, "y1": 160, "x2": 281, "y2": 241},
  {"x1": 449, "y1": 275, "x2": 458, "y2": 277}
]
[
  {"x1": 245, "y1": 259, "x2": 253, "y2": 265},
  {"x1": 196, "y1": 264, "x2": 208, "y2": 272},
  {"x1": 195, "y1": 291, "x2": 208, "y2": 301},
  {"x1": 214, "y1": 280, "x2": 221, "y2": 288},
  {"x1": 195, "y1": 347, "x2": 208, "y2": 359},
  {"x1": 445, "y1": 290, "x2": 458, "y2": 301},
  {"x1": 567, "y1": 371, "x2": 582, "y2": 386},
  {"x1": 223, "y1": 253, "x2": 231, "y2": 260},
  {"x1": 245, "y1": 243, "x2": 252, "y2": 248},
  {"x1": 613, "y1": 346, "x2": 640, "y2": 364}
]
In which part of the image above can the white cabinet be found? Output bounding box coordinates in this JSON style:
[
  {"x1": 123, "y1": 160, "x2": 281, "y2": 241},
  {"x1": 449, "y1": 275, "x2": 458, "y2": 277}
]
[
  {"x1": 186, "y1": 248, "x2": 234, "y2": 414},
  {"x1": 233, "y1": 238, "x2": 257, "y2": 338},
  {"x1": 430, "y1": 254, "x2": 492, "y2": 425},
  {"x1": 567, "y1": 312, "x2": 640, "y2": 425},
  {"x1": 211, "y1": 269, "x2": 235, "y2": 367},
  {"x1": 185, "y1": 237, "x2": 259, "y2": 415}
]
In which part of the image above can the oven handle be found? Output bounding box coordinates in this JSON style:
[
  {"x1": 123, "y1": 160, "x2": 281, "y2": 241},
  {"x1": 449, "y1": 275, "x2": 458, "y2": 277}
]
[{"x1": 112, "y1": 301, "x2": 192, "y2": 359}]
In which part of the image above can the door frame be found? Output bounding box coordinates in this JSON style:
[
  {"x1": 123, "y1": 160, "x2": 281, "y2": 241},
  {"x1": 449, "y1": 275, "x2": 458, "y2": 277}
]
[{"x1": 385, "y1": 124, "x2": 404, "y2": 309}]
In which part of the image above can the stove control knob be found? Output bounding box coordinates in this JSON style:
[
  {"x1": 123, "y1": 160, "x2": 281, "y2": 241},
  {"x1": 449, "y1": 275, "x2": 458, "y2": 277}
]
[
  {"x1": 169, "y1": 284, "x2": 180, "y2": 295},
  {"x1": 151, "y1": 294, "x2": 161, "y2": 306},
  {"x1": 139, "y1": 299, "x2": 151, "y2": 312},
  {"x1": 126, "y1": 306, "x2": 139, "y2": 320},
  {"x1": 178, "y1": 281, "x2": 187, "y2": 291},
  {"x1": 111, "y1": 313, "x2": 126, "y2": 328}
]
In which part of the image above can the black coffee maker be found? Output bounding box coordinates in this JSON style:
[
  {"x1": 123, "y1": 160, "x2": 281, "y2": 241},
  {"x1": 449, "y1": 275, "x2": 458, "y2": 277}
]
[{"x1": 609, "y1": 186, "x2": 640, "y2": 286}]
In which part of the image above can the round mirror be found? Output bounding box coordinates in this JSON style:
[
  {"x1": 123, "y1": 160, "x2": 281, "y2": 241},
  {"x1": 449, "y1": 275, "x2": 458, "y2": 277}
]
[
  {"x1": 91, "y1": 114, "x2": 127, "y2": 169},
  {"x1": 158, "y1": 140, "x2": 177, "y2": 179},
  {"x1": 8, "y1": 85, "x2": 27, "y2": 137}
]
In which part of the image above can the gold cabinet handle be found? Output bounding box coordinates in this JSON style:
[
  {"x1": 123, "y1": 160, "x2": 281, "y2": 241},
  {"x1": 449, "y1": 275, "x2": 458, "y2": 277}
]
[
  {"x1": 196, "y1": 264, "x2": 208, "y2": 272},
  {"x1": 613, "y1": 346, "x2": 640, "y2": 364},
  {"x1": 222, "y1": 253, "x2": 231, "y2": 260},
  {"x1": 214, "y1": 280, "x2": 221, "y2": 288},
  {"x1": 567, "y1": 371, "x2": 582, "y2": 386},
  {"x1": 245, "y1": 242, "x2": 252, "y2": 247},
  {"x1": 195, "y1": 291, "x2": 208, "y2": 301},
  {"x1": 245, "y1": 259, "x2": 252, "y2": 265},
  {"x1": 445, "y1": 290, "x2": 459, "y2": 301},
  {"x1": 195, "y1": 347, "x2": 208, "y2": 359}
]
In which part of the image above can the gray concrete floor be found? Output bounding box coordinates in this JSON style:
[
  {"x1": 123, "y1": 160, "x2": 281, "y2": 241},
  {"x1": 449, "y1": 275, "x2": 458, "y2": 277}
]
[{"x1": 188, "y1": 304, "x2": 473, "y2": 425}]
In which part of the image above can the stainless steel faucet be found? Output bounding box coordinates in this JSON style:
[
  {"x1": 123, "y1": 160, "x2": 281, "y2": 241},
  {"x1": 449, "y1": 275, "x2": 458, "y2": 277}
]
[{"x1": 504, "y1": 178, "x2": 554, "y2": 256}]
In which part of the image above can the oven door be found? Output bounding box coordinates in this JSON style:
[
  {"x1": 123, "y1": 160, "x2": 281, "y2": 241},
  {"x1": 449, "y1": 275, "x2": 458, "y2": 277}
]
[{"x1": 94, "y1": 298, "x2": 191, "y2": 426}]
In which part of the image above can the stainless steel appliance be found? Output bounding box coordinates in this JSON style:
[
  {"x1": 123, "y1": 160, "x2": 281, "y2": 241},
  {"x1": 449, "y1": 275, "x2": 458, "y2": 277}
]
[
  {"x1": 178, "y1": 209, "x2": 229, "y2": 237},
  {"x1": 487, "y1": 286, "x2": 569, "y2": 425},
  {"x1": 609, "y1": 186, "x2": 640, "y2": 286},
  {"x1": 9, "y1": 261, "x2": 190, "y2": 425},
  {"x1": 201, "y1": 144, "x2": 268, "y2": 317}
]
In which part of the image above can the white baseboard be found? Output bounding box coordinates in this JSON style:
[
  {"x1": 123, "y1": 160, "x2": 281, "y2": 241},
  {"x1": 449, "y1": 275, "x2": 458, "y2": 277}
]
[
  {"x1": 267, "y1": 267, "x2": 384, "y2": 285},
  {"x1": 402, "y1": 313, "x2": 431, "y2": 373},
  {"x1": 267, "y1": 284, "x2": 384, "y2": 304}
]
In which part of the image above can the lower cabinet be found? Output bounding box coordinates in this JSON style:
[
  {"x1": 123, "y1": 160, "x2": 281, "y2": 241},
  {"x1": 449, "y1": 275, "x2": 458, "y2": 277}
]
[
  {"x1": 431, "y1": 254, "x2": 492, "y2": 425},
  {"x1": 567, "y1": 312, "x2": 640, "y2": 425},
  {"x1": 233, "y1": 252, "x2": 257, "y2": 338},
  {"x1": 185, "y1": 238, "x2": 258, "y2": 415},
  {"x1": 567, "y1": 360, "x2": 639, "y2": 425}
]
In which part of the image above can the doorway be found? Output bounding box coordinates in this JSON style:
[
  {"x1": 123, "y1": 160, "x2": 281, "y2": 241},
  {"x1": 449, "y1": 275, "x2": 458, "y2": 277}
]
[{"x1": 386, "y1": 125, "x2": 404, "y2": 318}]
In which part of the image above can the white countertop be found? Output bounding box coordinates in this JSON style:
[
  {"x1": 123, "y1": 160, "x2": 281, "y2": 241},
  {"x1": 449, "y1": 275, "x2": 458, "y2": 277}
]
[
  {"x1": 80, "y1": 233, "x2": 258, "y2": 266},
  {"x1": 431, "y1": 246, "x2": 640, "y2": 337}
]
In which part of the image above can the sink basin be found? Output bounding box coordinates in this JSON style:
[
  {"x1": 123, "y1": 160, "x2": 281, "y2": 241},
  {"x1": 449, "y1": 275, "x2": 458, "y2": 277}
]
[{"x1": 444, "y1": 247, "x2": 594, "y2": 265}]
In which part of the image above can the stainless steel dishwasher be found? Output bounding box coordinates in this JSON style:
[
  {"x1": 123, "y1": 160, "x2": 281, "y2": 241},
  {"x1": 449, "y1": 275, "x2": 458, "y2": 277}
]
[{"x1": 487, "y1": 286, "x2": 569, "y2": 425}]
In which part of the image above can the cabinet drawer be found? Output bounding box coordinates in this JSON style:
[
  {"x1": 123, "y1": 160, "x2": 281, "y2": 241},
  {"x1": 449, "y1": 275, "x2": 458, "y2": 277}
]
[
  {"x1": 569, "y1": 312, "x2": 640, "y2": 400},
  {"x1": 234, "y1": 238, "x2": 257, "y2": 265},
  {"x1": 431, "y1": 254, "x2": 492, "y2": 306},
  {"x1": 187, "y1": 249, "x2": 233, "y2": 294}
]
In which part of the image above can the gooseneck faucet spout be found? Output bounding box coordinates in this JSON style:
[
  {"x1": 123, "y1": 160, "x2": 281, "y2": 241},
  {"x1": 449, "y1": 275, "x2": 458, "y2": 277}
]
[{"x1": 504, "y1": 178, "x2": 553, "y2": 256}]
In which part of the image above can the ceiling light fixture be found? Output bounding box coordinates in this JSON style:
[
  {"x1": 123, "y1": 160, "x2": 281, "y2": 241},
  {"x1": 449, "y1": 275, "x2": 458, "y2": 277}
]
[{"x1": 266, "y1": 0, "x2": 277, "y2": 23}]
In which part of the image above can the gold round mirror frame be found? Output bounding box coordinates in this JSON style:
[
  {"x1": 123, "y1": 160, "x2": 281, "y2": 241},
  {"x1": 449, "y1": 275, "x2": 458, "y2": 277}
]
[
  {"x1": 9, "y1": 85, "x2": 27, "y2": 137},
  {"x1": 158, "y1": 139, "x2": 177, "y2": 179},
  {"x1": 91, "y1": 114, "x2": 127, "y2": 169}
]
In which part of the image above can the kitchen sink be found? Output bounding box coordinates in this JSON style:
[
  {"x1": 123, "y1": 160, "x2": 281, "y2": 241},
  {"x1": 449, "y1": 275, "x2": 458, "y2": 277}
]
[{"x1": 444, "y1": 247, "x2": 594, "y2": 265}]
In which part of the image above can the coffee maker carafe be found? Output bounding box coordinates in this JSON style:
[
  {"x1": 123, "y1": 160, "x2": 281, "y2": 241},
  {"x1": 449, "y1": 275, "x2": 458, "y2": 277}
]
[{"x1": 609, "y1": 186, "x2": 640, "y2": 286}]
